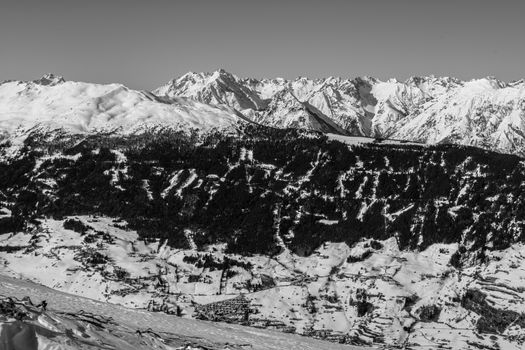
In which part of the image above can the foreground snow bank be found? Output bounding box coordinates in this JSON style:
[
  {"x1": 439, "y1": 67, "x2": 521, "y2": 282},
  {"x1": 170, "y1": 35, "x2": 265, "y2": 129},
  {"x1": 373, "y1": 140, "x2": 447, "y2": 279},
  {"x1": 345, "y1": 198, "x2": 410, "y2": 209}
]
[{"x1": 0, "y1": 273, "x2": 364, "y2": 350}]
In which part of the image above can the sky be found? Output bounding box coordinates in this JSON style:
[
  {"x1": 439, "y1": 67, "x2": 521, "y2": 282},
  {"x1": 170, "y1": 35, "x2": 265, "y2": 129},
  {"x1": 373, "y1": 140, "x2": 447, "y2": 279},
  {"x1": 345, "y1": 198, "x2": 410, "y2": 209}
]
[{"x1": 0, "y1": 0, "x2": 524, "y2": 89}]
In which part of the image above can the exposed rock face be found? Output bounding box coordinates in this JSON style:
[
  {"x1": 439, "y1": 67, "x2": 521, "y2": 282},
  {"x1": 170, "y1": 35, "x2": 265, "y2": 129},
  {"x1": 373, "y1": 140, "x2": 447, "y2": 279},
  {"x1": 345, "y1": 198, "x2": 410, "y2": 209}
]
[{"x1": 33, "y1": 73, "x2": 66, "y2": 86}]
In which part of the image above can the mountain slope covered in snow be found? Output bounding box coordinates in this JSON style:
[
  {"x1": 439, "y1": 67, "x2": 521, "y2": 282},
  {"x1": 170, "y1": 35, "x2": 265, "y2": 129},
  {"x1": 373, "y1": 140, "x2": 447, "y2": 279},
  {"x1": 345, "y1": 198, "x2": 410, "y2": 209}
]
[
  {"x1": 0, "y1": 74, "x2": 247, "y2": 140},
  {"x1": 156, "y1": 71, "x2": 525, "y2": 155},
  {"x1": 0, "y1": 273, "x2": 360, "y2": 350}
]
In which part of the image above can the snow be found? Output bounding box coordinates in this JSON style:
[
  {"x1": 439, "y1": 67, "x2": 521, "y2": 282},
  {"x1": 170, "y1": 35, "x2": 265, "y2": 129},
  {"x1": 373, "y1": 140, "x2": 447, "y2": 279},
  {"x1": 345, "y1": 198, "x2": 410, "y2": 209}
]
[
  {"x1": 2, "y1": 215, "x2": 524, "y2": 349},
  {"x1": 161, "y1": 170, "x2": 184, "y2": 198},
  {"x1": 156, "y1": 71, "x2": 373, "y2": 136},
  {"x1": 318, "y1": 219, "x2": 339, "y2": 225},
  {"x1": 3, "y1": 71, "x2": 525, "y2": 349},
  {"x1": 389, "y1": 77, "x2": 525, "y2": 154},
  {"x1": 3, "y1": 72, "x2": 525, "y2": 154},
  {"x1": 0, "y1": 77, "x2": 246, "y2": 137},
  {"x1": 0, "y1": 274, "x2": 364, "y2": 350},
  {"x1": 155, "y1": 70, "x2": 525, "y2": 155}
]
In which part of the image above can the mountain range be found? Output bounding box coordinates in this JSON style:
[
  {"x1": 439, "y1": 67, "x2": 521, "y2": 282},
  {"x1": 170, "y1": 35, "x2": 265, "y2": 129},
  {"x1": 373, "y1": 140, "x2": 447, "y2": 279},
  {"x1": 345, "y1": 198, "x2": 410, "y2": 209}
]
[
  {"x1": 155, "y1": 70, "x2": 525, "y2": 155},
  {"x1": 2, "y1": 71, "x2": 525, "y2": 155}
]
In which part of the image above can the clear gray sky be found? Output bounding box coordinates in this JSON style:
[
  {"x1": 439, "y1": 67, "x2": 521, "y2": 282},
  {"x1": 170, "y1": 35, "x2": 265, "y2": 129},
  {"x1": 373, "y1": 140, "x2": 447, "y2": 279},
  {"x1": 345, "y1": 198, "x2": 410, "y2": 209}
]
[{"x1": 1, "y1": 0, "x2": 524, "y2": 89}]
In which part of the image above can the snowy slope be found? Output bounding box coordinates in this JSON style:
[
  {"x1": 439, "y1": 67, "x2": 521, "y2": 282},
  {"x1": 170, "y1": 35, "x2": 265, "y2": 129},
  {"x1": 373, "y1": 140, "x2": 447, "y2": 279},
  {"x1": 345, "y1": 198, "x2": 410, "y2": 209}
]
[
  {"x1": 0, "y1": 273, "x2": 363, "y2": 350},
  {"x1": 391, "y1": 78, "x2": 525, "y2": 154},
  {"x1": 0, "y1": 74, "x2": 246, "y2": 137}
]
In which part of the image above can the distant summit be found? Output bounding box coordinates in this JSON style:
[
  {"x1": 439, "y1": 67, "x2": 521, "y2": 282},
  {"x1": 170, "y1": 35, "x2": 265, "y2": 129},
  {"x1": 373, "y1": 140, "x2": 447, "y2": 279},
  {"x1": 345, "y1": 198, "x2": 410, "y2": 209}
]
[{"x1": 34, "y1": 73, "x2": 66, "y2": 86}]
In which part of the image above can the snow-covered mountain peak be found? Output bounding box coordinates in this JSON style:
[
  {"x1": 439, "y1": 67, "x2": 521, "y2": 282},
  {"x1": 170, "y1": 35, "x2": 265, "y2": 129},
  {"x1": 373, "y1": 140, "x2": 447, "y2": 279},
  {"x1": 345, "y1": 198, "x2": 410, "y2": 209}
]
[
  {"x1": 211, "y1": 67, "x2": 235, "y2": 78},
  {"x1": 385, "y1": 77, "x2": 400, "y2": 84},
  {"x1": 155, "y1": 69, "x2": 267, "y2": 112},
  {"x1": 404, "y1": 75, "x2": 461, "y2": 90},
  {"x1": 169, "y1": 69, "x2": 238, "y2": 85},
  {"x1": 34, "y1": 73, "x2": 66, "y2": 86}
]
